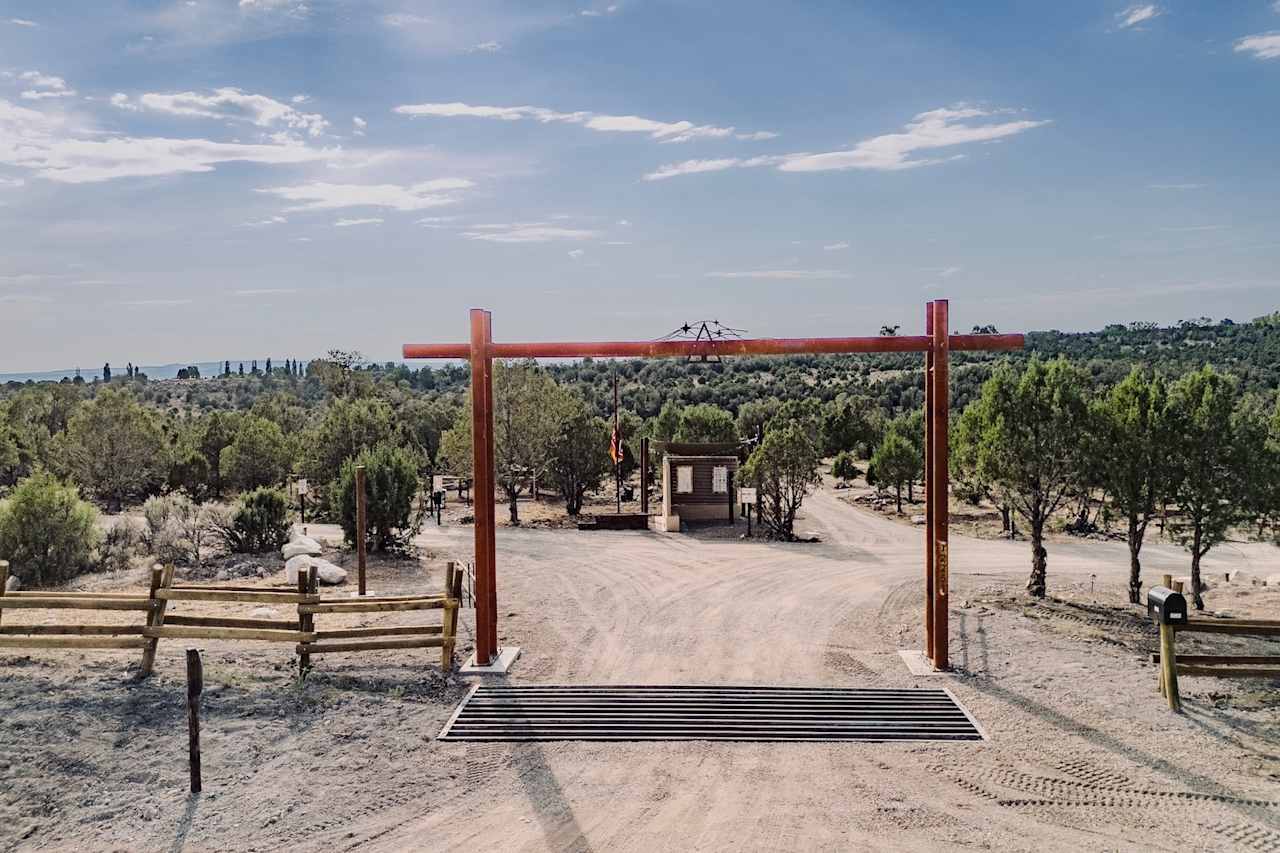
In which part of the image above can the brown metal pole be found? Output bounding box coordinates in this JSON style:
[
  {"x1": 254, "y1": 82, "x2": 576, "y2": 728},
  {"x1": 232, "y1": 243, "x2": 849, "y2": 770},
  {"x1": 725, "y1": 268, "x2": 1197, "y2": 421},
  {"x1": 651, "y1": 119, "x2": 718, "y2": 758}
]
[
  {"x1": 355, "y1": 464, "x2": 367, "y2": 596},
  {"x1": 931, "y1": 300, "x2": 951, "y2": 671},
  {"x1": 639, "y1": 437, "x2": 650, "y2": 514},
  {"x1": 924, "y1": 303, "x2": 935, "y2": 661},
  {"x1": 614, "y1": 370, "x2": 621, "y2": 514},
  {"x1": 405, "y1": 333, "x2": 1025, "y2": 361},
  {"x1": 469, "y1": 309, "x2": 497, "y2": 666},
  {"x1": 481, "y1": 311, "x2": 499, "y2": 662}
]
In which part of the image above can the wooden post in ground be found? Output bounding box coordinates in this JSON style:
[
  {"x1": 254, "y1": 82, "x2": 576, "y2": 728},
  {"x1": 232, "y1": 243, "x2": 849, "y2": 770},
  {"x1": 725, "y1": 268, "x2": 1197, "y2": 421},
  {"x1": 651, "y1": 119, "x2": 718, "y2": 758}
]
[
  {"x1": 639, "y1": 437, "x2": 650, "y2": 515},
  {"x1": 296, "y1": 566, "x2": 317, "y2": 676},
  {"x1": 469, "y1": 308, "x2": 498, "y2": 666},
  {"x1": 924, "y1": 302, "x2": 935, "y2": 661},
  {"x1": 186, "y1": 648, "x2": 203, "y2": 793},
  {"x1": 355, "y1": 464, "x2": 368, "y2": 597},
  {"x1": 0, "y1": 561, "x2": 8, "y2": 630},
  {"x1": 1159, "y1": 622, "x2": 1181, "y2": 711},
  {"x1": 139, "y1": 564, "x2": 174, "y2": 677},
  {"x1": 442, "y1": 561, "x2": 462, "y2": 670},
  {"x1": 930, "y1": 299, "x2": 951, "y2": 671}
]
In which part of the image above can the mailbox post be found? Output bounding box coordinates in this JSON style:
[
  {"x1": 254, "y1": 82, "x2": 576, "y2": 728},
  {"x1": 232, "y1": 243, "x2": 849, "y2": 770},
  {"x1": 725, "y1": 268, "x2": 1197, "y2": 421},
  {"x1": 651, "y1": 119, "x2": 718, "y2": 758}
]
[{"x1": 1148, "y1": 586, "x2": 1187, "y2": 711}]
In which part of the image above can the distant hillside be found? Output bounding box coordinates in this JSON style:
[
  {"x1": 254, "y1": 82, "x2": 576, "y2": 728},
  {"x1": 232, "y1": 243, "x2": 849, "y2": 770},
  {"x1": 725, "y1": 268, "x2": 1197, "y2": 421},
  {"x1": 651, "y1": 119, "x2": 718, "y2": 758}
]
[{"x1": 0, "y1": 360, "x2": 295, "y2": 384}]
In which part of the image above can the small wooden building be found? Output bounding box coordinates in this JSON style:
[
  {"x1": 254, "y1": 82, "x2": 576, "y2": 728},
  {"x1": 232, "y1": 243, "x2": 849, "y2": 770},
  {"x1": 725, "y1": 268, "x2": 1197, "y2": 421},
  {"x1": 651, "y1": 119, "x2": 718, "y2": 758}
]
[{"x1": 652, "y1": 442, "x2": 741, "y2": 532}]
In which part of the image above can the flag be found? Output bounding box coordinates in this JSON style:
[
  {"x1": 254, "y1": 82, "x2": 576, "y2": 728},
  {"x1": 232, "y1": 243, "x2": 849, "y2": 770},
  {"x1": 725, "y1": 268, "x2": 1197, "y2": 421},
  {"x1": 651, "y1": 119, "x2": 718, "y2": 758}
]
[{"x1": 609, "y1": 425, "x2": 623, "y2": 465}]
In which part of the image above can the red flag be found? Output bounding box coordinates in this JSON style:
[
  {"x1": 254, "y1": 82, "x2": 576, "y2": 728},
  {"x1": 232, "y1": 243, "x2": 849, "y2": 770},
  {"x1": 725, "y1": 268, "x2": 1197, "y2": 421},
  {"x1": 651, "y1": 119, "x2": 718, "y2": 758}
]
[{"x1": 609, "y1": 426, "x2": 623, "y2": 465}]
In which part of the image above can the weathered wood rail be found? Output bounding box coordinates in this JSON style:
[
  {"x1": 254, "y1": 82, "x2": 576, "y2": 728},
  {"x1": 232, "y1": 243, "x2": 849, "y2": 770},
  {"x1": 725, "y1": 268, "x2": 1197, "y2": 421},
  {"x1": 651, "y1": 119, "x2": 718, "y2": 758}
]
[{"x1": 0, "y1": 559, "x2": 463, "y2": 676}]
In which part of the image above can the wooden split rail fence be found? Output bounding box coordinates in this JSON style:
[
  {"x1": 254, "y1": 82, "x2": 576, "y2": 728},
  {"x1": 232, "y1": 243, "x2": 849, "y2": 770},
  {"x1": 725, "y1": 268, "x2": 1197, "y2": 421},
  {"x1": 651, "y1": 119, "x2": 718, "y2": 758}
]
[
  {"x1": 1151, "y1": 577, "x2": 1280, "y2": 712},
  {"x1": 0, "y1": 559, "x2": 464, "y2": 676}
]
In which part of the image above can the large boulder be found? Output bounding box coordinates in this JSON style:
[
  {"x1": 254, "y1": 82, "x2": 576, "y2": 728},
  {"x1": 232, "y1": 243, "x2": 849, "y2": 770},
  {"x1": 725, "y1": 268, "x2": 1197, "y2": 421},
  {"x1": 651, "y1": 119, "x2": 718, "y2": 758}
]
[
  {"x1": 282, "y1": 535, "x2": 323, "y2": 560},
  {"x1": 4, "y1": 574, "x2": 19, "y2": 592},
  {"x1": 285, "y1": 555, "x2": 347, "y2": 586}
]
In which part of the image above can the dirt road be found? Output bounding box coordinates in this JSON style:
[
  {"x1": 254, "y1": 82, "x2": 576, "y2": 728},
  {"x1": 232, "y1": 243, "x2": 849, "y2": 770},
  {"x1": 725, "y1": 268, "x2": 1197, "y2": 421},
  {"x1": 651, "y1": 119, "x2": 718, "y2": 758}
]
[{"x1": 2, "y1": 489, "x2": 1277, "y2": 852}]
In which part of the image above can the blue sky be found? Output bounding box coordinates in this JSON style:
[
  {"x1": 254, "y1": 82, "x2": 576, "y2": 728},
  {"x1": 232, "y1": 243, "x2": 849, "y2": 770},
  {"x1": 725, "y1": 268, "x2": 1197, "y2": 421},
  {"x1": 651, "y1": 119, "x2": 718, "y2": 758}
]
[{"x1": 1, "y1": 1, "x2": 1278, "y2": 372}]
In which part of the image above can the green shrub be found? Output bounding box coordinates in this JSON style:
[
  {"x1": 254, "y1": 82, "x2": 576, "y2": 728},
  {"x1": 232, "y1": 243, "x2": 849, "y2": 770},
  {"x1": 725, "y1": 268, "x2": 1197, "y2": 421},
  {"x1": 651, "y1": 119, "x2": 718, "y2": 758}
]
[
  {"x1": 831, "y1": 451, "x2": 861, "y2": 482},
  {"x1": 142, "y1": 493, "x2": 213, "y2": 564},
  {"x1": 211, "y1": 487, "x2": 290, "y2": 553},
  {"x1": 97, "y1": 517, "x2": 143, "y2": 574},
  {"x1": 335, "y1": 443, "x2": 421, "y2": 552},
  {"x1": 0, "y1": 471, "x2": 100, "y2": 587}
]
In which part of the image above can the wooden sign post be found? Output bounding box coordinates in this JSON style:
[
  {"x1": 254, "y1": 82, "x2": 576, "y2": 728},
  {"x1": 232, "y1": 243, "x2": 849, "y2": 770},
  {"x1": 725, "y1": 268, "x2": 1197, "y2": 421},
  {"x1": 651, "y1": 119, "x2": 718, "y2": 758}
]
[{"x1": 738, "y1": 487, "x2": 757, "y2": 538}]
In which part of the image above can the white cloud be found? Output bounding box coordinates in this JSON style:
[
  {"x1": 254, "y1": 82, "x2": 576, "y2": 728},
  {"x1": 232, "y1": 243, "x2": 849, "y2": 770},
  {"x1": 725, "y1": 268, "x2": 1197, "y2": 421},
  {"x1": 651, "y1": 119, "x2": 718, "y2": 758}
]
[
  {"x1": 939, "y1": 265, "x2": 962, "y2": 277},
  {"x1": 605, "y1": 240, "x2": 631, "y2": 245},
  {"x1": 461, "y1": 224, "x2": 599, "y2": 243},
  {"x1": 823, "y1": 241, "x2": 850, "y2": 251},
  {"x1": 125, "y1": 298, "x2": 192, "y2": 306},
  {"x1": 0, "y1": 98, "x2": 337, "y2": 182},
  {"x1": 352, "y1": 115, "x2": 366, "y2": 136},
  {"x1": 334, "y1": 217, "x2": 383, "y2": 227},
  {"x1": 567, "y1": 249, "x2": 585, "y2": 259},
  {"x1": 642, "y1": 155, "x2": 789, "y2": 181},
  {"x1": 705, "y1": 270, "x2": 851, "y2": 280},
  {"x1": 0, "y1": 293, "x2": 52, "y2": 303},
  {"x1": 580, "y1": 6, "x2": 619, "y2": 16},
  {"x1": 616, "y1": 218, "x2": 631, "y2": 226},
  {"x1": 291, "y1": 94, "x2": 310, "y2": 104},
  {"x1": 243, "y1": 215, "x2": 287, "y2": 226},
  {"x1": 255, "y1": 178, "x2": 473, "y2": 211},
  {"x1": 382, "y1": 13, "x2": 431, "y2": 27},
  {"x1": 17, "y1": 71, "x2": 76, "y2": 101},
  {"x1": 472, "y1": 41, "x2": 502, "y2": 52},
  {"x1": 1235, "y1": 32, "x2": 1280, "y2": 60},
  {"x1": 1149, "y1": 182, "x2": 1204, "y2": 190},
  {"x1": 235, "y1": 287, "x2": 297, "y2": 294},
  {"x1": 393, "y1": 101, "x2": 773, "y2": 144},
  {"x1": 417, "y1": 215, "x2": 460, "y2": 227},
  {"x1": 114, "y1": 87, "x2": 329, "y2": 137},
  {"x1": 0, "y1": 176, "x2": 24, "y2": 187},
  {"x1": 1115, "y1": 4, "x2": 1161, "y2": 29},
  {"x1": 780, "y1": 106, "x2": 1049, "y2": 173},
  {"x1": 9, "y1": 18, "x2": 37, "y2": 27},
  {"x1": 644, "y1": 107, "x2": 1048, "y2": 180}
]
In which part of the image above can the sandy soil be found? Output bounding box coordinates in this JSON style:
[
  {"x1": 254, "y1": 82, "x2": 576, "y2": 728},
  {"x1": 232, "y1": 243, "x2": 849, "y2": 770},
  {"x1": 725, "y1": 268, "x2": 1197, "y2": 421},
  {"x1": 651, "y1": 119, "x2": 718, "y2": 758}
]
[{"x1": 2, "y1": 486, "x2": 1279, "y2": 852}]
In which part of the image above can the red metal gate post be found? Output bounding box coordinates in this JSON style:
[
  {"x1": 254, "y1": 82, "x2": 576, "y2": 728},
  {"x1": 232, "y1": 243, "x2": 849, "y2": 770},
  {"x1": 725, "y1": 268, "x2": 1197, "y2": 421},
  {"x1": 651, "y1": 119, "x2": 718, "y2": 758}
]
[
  {"x1": 924, "y1": 302, "x2": 935, "y2": 661},
  {"x1": 930, "y1": 300, "x2": 950, "y2": 670},
  {"x1": 469, "y1": 309, "x2": 498, "y2": 666}
]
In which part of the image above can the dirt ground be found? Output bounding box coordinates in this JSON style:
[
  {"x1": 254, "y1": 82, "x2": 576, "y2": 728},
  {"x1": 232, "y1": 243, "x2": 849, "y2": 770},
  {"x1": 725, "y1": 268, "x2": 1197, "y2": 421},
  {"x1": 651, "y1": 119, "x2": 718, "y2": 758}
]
[{"x1": 2, "y1": 485, "x2": 1279, "y2": 852}]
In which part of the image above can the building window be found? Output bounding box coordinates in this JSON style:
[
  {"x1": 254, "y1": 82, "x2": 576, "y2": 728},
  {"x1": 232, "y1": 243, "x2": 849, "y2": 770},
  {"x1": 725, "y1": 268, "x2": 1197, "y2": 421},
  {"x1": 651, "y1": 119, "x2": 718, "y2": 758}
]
[
  {"x1": 676, "y1": 465, "x2": 693, "y2": 494},
  {"x1": 712, "y1": 466, "x2": 728, "y2": 493}
]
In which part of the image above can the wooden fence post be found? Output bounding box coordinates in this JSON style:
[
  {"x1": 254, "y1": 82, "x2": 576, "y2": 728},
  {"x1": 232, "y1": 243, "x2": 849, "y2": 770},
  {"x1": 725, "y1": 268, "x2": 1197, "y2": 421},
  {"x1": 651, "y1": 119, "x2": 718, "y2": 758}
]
[
  {"x1": 442, "y1": 562, "x2": 462, "y2": 670},
  {"x1": 356, "y1": 464, "x2": 368, "y2": 597},
  {"x1": 1160, "y1": 621, "x2": 1181, "y2": 711},
  {"x1": 296, "y1": 566, "x2": 317, "y2": 676},
  {"x1": 186, "y1": 648, "x2": 203, "y2": 793},
  {"x1": 0, "y1": 560, "x2": 8, "y2": 631},
  {"x1": 139, "y1": 564, "x2": 174, "y2": 677}
]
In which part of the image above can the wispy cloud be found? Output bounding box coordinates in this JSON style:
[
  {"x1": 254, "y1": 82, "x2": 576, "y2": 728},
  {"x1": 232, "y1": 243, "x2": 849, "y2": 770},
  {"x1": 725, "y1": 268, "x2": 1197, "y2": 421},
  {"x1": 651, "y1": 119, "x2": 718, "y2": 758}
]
[
  {"x1": 334, "y1": 217, "x2": 383, "y2": 227},
  {"x1": 461, "y1": 223, "x2": 599, "y2": 243},
  {"x1": 125, "y1": 298, "x2": 192, "y2": 306},
  {"x1": 17, "y1": 71, "x2": 75, "y2": 101},
  {"x1": 1115, "y1": 4, "x2": 1161, "y2": 30},
  {"x1": 111, "y1": 87, "x2": 329, "y2": 137},
  {"x1": 242, "y1": 215, "x2": 287, "y2": 227},
  {"x1": 1148, "y1": 182, "x2": 1204, "y2": 190},
  {"x1": 567, "y1": 248, "x2": 585, "y2": 259},
  {"x1": 393, "y1": 101, "x2": 774, "y2": 144},
  {"x1": 382, "y1": 13, "x2": 432, "y2": 28},
  {"x1": 705, "y1": 270, "x2": 851, "y2": 280},
  {"x1": 580, "y1": 5, "x2": 620, "y2": 16},
  {"x1": 644, "y1": 106, "x2": 1048, "y2": 180},
  {"x1": 779, "y1": 106, "x2": 1049, "y2": 173},
  {"x1": 823, "y1": 241, "x2": 850, "y2": 251},
  {"x1": 8, "y1": 18, "x2": 37, "y2": 27},
  {"x1": 1, "y1": 97, "x2": 337, "y2": 183},
  {"x1": 471, "y1": 41, "x2": 502, "y2": 52},
  {"x1": 235, "y1": 287, "x2": 298, "y2": 294},
  {"x1": 1158, "y1": 224, "x2": 1227, "y2": 232},
  {"x1": 1235, "y1": 32, "x2": 1280, "y2": 60},
  {"x1": 255, "y1": 178, "x2": 473, "y2": 211}
]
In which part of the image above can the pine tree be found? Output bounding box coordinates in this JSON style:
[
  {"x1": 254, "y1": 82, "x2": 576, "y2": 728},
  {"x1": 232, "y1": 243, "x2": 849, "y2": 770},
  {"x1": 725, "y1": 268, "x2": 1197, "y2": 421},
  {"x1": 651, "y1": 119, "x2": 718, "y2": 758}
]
[
  {"x1": 103, "y1": 363, "x2": 111, "y2": 383},
  {"x1": 224, "y1": 360, "x2": 231, "y2": 377},
  {"x1": 265, "y1": 357, "x2": 273, "y2": 374},
  {"x1": 238, "y1": 363, "x2": 244, "y2": 376}
]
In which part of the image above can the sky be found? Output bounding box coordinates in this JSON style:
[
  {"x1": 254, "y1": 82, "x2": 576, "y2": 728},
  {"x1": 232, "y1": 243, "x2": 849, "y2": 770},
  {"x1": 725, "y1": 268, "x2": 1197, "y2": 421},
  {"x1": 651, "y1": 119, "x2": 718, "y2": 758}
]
[{"x1": 1, "y1": 1, "x2": 1278, "y2": 372}]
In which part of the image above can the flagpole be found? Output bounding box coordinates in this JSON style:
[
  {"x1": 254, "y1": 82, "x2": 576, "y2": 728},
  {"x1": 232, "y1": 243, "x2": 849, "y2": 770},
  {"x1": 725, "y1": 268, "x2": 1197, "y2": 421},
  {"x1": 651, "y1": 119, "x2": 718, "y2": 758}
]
[{"x1": 614, "y1": 368, "x2": 621, "y2": 514}]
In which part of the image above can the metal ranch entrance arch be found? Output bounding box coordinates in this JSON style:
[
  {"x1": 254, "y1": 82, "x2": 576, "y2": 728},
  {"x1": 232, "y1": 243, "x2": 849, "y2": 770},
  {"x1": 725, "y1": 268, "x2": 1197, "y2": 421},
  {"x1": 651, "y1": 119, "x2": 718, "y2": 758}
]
[{"x1": 403, "y1": 300, "x2": 1024, "y2": 672}]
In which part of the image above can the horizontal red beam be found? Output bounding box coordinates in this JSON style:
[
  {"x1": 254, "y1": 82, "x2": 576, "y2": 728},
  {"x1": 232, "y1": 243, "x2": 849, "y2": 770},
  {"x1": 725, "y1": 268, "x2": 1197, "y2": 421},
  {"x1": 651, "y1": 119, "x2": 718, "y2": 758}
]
[{"x1": 403, "y1": 334, "x2": 1023, "y2": 361}]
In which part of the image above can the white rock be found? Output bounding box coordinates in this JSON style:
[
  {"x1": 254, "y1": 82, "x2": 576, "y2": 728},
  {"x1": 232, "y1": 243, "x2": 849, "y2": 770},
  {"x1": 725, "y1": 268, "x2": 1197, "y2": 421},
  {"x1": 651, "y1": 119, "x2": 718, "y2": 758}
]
[
  {"x1": 282, "y1": 536, "x2": 323, "y2": 560},
  {"x1": 312, "y1": 559, "x2": 348, "y2": 585},
  {"x1": 4, "y1": 575, "x2": 19, "y2": 592},
  {"x1": 1265, "y1": 573, "x2": 1280, "y2": 588},
  {"x1": 285, "y1": 555, "x2": 348, "y2": 586},
  {"x1": 249, "y1": 607, "x2": 278, "y2": 619},
  {"x1": 285, "y1": 554, "x2": 313, "y2": 585}
]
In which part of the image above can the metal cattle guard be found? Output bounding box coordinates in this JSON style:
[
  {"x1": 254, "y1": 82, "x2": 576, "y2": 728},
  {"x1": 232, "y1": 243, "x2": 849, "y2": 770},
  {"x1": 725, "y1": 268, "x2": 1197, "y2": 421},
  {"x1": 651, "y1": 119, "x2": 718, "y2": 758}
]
[{"x1": 403, "y1": 300, "x2": 1023, "y2": 671}]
